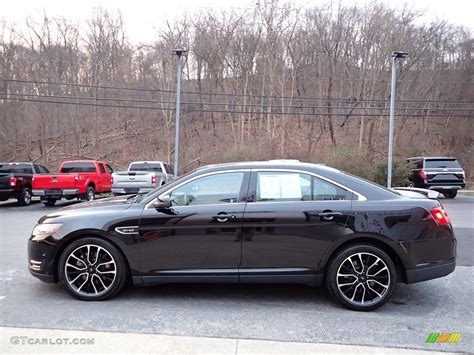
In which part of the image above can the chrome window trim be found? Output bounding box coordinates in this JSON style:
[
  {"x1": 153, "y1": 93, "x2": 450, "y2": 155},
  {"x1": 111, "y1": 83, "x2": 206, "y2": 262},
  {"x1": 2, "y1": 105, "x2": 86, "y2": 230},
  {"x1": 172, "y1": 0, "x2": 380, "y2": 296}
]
[
  {"x1": 252, "y1": 168, "x2": 367, "y2": 202},
  {"x1": 144, "y1": 167, "x2": 366, "y2": 210},
  {"x1": 145, "y1": 169, "x2": 251, "y2": 210}
]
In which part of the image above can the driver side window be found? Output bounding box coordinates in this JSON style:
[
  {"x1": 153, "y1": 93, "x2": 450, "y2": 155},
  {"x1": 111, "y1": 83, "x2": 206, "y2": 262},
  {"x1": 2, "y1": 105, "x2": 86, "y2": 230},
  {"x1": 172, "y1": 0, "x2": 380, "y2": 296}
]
[{"x1": 170, "y1": 172, "x2": 244, "y2": 206}]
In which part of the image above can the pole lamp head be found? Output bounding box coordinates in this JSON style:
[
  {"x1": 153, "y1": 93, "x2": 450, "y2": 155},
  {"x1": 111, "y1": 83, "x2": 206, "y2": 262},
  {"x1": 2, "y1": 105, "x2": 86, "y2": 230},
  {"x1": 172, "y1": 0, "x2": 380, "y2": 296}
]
[
  {"x1": 171, "y1": 48, "x2": 188, "y2": 57},
  {"x1": 392, "y1": 51, "x2": 408, "y2": 59}
]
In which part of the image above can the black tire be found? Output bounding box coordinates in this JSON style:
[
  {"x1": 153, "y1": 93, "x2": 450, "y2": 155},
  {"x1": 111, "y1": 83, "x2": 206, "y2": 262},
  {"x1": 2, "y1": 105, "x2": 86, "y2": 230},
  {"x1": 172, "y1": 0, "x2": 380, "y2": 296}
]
[
  {"x1": 58, "y1": 237, "x2": 128, "y2": 301},
  {"x1": 443, "y1": 190, "x2": 457, "y2": 199},
  {"x1": 43, "y1": 198, "x2": 57, "y2": 207},
  {"x1": 326, "y1": 244, "x2": 397, "y2": 311},
  {"x1": 84, "y1": 186, "x2": 95, "y2": 201},
  {"x1": 17, "y1": 187, "x2": 32, "y2": 206}
]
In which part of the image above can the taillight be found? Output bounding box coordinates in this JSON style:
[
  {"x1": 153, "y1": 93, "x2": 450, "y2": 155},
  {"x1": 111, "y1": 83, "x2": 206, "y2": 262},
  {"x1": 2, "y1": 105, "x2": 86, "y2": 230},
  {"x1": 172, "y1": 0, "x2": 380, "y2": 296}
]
[
  {"x1": 430, "y1": 206, "x2": 451, "y2": 226},
  {"x1": 419, "y1": 170, "x2": 427, "y2": 180},
  {"x1": 9, "y1": 177, "x2": 17, "y2": 186},
  {"x1": 455, "y1": 173, "x2": 464, "y2": 179},
  {"x1": 151, "y1": 175, "x2": 157, "y2": 185}
]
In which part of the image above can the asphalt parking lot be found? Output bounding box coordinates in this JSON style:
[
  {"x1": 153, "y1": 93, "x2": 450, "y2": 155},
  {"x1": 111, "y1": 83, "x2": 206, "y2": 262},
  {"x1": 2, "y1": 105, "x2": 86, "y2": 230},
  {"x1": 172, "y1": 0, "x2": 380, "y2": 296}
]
[{"x1": 0, "y1": 194, "x2": 473, "y2": 352}]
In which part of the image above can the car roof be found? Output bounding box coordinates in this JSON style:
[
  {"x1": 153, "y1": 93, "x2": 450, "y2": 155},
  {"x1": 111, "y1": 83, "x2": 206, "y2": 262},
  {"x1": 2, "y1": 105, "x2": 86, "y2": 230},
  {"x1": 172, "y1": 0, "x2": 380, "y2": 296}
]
[
  {"x1": 0, "y1": 162, "x2": 33, "y2": 165},
  {"x1": 129, "y1": 161, "x2": 164, "y2": 164},
  {"x1": 407, "y1": 156, "x2": 458, "y2": 160},
  {"x1": 196, "y1": 160, "x2": 336, "y2": 171}
]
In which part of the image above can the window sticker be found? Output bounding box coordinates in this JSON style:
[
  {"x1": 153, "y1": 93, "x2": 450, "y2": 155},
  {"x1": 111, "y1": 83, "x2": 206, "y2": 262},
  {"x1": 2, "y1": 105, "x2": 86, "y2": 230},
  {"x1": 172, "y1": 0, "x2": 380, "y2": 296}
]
[{"x1": 259, "y1": 173, "x2": 302, "y2": 199}]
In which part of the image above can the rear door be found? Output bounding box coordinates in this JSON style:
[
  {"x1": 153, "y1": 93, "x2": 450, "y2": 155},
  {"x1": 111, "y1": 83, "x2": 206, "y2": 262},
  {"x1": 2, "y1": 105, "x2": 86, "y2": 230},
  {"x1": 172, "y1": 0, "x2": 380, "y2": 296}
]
[
  {"x1": 98, "y1": 163, "x2": 112, "y2": 192},
  {"x1": 239, "y1": 169, "x2": 353, "y2": 282}
]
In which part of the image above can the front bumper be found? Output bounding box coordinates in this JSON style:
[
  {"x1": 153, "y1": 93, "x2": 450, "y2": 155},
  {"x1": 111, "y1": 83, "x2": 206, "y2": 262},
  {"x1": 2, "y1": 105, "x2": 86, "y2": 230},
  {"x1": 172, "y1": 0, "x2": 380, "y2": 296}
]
[
  {"x1": 29, "y1": 270, "x2": 56, "y2": 283},
  {"x1": 28, "y1": 238, "x2": 59, "y2": 283},
  {"x1": 33, "y1": 189, "x2": 80, "y2": 198},
  {"x1": 405, "y1": 260, "x2": 456, "y2": 284}
]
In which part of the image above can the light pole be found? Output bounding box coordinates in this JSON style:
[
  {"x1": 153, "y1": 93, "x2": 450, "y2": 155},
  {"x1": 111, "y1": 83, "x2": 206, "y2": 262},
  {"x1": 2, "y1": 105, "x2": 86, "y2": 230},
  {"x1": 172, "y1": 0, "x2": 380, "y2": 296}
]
[
  {"x1": 171, "y1": 48, "x2": 188, "y2": 178},
  {"x1": 387, "y1": 51, "x2": 408, "y2": 188}
]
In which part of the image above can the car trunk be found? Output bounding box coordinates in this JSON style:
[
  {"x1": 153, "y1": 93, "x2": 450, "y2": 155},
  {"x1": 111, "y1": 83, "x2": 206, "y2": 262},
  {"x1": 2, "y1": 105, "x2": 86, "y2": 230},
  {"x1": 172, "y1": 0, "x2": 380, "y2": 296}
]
[{"x1": 113, "y1": 171, "x2": 155, "y2": 191}]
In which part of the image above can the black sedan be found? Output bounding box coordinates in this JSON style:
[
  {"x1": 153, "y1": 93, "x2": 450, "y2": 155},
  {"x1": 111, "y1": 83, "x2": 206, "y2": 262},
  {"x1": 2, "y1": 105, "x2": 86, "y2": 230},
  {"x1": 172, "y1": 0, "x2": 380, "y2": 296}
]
[{"x1": 28, "y1": 160, "x2": 456, "y2": 311}]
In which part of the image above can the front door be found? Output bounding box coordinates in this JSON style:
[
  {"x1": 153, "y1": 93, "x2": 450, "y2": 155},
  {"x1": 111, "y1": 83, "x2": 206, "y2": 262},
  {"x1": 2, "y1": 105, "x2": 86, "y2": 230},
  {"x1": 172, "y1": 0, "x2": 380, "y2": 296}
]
[
  {"x1": 240, "y1": 170, "x2": 353, "y2": 283},
  {"x1": 138, "y1": 170, "x2": 250, "y2": 283}
]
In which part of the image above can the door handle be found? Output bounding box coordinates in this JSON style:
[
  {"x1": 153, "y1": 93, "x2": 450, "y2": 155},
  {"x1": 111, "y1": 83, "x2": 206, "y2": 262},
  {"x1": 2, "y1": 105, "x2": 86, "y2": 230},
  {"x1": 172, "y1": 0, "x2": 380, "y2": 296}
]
[
  {"x1": 317, "y1": 211, "x2": 343, "y2": 221},
  {"x1": 212, "y1": 214, "x2": 236, "y2": 223},
  {"x1": 317, "y1": 212, "x2": 343, "y2": 217}
]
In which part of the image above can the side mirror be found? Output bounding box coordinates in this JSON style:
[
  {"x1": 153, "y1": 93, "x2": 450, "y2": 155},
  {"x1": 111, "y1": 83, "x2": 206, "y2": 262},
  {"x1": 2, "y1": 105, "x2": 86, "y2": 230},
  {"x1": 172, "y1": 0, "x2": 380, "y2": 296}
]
[{"x1": 153, "y1": 195, "x2": 171, "y2": 210}]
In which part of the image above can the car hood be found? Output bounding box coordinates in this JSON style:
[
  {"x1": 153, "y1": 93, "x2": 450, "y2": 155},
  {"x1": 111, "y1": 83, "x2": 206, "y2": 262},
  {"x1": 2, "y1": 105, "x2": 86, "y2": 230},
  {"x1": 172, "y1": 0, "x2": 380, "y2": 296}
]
[{"x1": 38, "y1": 195, "x2": 137, "y2": 224}]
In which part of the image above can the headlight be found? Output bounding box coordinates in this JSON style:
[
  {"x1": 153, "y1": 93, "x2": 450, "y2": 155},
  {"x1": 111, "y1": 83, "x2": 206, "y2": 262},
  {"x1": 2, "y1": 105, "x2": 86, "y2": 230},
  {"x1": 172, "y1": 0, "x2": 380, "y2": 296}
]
[{"x1": 32, "y1": 223, "x2": 63, "y2": 236}]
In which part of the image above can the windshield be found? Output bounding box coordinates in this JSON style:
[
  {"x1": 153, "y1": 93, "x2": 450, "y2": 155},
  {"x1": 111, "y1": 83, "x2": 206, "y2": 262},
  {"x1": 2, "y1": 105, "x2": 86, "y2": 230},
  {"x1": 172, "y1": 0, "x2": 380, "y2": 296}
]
[
  {"x1": 0, "y1": 163, "x2": 33, "y2": 174},
  {"x1": 61, "y1": 162, "x2": 96, "y2": 173},
  {"x1": 424, "y1": 159, "x2": 461, "y2": 169},
  {"x1": 129, "y1": 163, "x2": 162, "y2": 172},
  {"x1": 139, "y1": 169, "x2": 197, "y2": 203}
]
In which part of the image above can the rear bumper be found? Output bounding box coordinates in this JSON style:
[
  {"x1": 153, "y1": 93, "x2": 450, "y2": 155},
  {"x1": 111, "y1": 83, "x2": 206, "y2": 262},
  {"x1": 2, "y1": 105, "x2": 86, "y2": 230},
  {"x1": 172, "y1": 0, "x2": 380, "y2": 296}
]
[
  {"x1": 33, "y1": 189, "x2": 80, "y2": 197},
  {"x1": 112, "y1": 187, "x2": 154, "y2": 195},
  {"x1": 428, "y1": 185, "x2": 465, "y2": 190},
  {"x1": 0, "y1": 188, "x2": 20, "y2": 198},
  {"x1": 405, "y1": 260, "x2": 456, "y2": 284}
]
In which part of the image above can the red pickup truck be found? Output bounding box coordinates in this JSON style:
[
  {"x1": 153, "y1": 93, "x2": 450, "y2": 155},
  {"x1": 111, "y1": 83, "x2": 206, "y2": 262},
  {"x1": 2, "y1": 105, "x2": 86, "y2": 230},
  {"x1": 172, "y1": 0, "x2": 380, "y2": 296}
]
[{"x1": 32, "y1": 160, "x2": 114, "y2": 206}]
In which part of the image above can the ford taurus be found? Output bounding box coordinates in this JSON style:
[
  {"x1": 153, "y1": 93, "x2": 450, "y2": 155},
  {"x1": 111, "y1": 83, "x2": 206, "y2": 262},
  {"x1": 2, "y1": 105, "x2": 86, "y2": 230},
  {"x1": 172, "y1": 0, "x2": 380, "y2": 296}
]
[{"x1": 28, "y1": 161, "x2": 456, "y2": 311}]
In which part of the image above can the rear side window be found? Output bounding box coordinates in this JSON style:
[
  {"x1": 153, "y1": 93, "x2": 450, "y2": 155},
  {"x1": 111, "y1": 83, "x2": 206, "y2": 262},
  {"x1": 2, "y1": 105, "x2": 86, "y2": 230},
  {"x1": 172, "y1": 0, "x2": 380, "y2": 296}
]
[
  {"x1": 313, "y1": 177, "x2": 352, "y2": 200},
  {"x1": 106, "y1": 164, "x2": 113, "y2": 174},
  {"x1": 99, "y1": 164, "x2": 106, "y2": 173},
  {"x1": 409, "y1": 160, "x2": 423, "y2": 169},
  {"x1": 165, "y1": 164, "x2": 173, "y2": 174},
  {"x1": 61, "y1": 162, "x2": 96, "y2": 173},
  {"x1": 256, "y1": 172, "x2": 352, "y2": 202},
  {"x1": 34, "y1": 164, "x2": 50, "y2": 174},
  {"x1": 424, "y1": 159, "x2": 461, "y2": 169},
  {"x1": 0, "y1": 163, "x2": 33, "y2": 174},
  {"x1": 129, "y1": 163, "x2": 163, "y2": 172}
]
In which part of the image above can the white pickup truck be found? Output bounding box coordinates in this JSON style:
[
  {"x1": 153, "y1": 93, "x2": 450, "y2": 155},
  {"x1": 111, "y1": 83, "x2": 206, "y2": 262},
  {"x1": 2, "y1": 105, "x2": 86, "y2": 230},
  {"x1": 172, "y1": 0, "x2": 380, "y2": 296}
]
[{"x1": 111, "y1": 161, "x2": 174, "y2": 196}]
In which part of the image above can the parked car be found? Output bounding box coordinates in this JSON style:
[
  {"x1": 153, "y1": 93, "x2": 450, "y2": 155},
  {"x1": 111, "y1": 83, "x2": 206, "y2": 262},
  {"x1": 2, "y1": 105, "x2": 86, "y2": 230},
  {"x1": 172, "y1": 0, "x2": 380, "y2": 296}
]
[
  {"x1": 406, "y1": 156, "x2": 465, "y2": 198},
  {"x1": 32, "y1": 160, "x2": 113, "y2": 206},
  {"x1": 28, "y1": 160, "x2": 456, "y2": 311},
  {"x1": 111, "y1": 161, "x2": 174, "y2": 196},
  {"x1": 0, "y1": 162, "x2": 50, "y2": 206}
]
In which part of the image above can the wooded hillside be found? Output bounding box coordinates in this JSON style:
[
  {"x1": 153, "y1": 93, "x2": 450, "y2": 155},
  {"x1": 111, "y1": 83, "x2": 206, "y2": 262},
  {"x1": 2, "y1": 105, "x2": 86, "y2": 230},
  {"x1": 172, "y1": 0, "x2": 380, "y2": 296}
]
[{"x1": 1, "y1": 1, "x2": 473, "y2": 182}]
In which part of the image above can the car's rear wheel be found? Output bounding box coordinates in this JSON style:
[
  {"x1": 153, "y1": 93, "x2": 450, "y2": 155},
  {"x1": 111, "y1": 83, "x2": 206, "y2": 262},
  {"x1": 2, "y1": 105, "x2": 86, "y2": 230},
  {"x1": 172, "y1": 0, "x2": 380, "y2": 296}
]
[
  {"x1": 443, "y1": 190, "x2": 457, "y2": 199},
  {"x1": 58, "y1": 237, "x2": 127, "y2": 301},
  {"x1": 326, "y1": 244, "x2": 396, "y2": 311},
  {"x1": 84, "y1": 186, "x2": 95, "y2": 201},
  {"x1": 18, "y1": 187, "x2": 32, "y2": 206},
  {"x1": 43, "y1": 198, "x2": 57, "y2": 207}
]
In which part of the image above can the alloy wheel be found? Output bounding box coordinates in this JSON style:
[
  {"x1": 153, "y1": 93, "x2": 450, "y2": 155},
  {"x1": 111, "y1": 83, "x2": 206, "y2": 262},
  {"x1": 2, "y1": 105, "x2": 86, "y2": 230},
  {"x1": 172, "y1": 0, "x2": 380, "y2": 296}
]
[
  {"x1": 336, "y1": 252, "x2": 390, "y2": 306},
  {"x1": 64, "y1": 244, "x2": 117, "y2": 297}
]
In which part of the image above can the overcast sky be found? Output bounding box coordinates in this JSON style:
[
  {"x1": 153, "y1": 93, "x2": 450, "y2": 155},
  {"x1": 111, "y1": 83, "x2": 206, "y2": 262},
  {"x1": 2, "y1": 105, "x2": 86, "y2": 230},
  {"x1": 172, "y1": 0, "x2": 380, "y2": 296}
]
[{"x1": 1, "y1": 0, "x2": 472, "y2": 43}]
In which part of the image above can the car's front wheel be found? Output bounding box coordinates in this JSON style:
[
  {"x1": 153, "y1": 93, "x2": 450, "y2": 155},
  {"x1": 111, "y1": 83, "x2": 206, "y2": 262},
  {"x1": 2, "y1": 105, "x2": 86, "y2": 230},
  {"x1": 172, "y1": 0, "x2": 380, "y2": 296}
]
[
  {"x1": 58, "y1": 237, "x2": 128, "y2": 301},
  {"x1": 326, "y1": 244, "x2": 396, "y2": 311}
]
